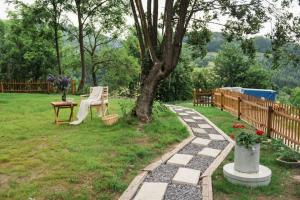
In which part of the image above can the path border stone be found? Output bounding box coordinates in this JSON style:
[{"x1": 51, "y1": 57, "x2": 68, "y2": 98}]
[{"x1": 119, "y1": 105, "x2": 234, "y2": 200}]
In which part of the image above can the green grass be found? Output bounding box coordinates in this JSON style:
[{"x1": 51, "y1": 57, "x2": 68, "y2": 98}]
[
  {"x1": 177, "y1": 102, "x2": 300, "y2": 200},
  {"x1": 0, "y1": 93, "x2": 189, "y2": 200}
]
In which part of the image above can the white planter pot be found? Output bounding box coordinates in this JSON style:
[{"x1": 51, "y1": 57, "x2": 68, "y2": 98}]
[{"x1": 234, "y1": 144, "x2": 260, "y2": 173}]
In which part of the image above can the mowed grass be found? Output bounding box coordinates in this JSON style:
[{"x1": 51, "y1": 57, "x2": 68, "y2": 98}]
[
  {"x1": 0, "y1": 93, "x2": 189, "y2": 200},
  {"x1": 177, "y1": 102, "x2": 300, "y2": 200}
]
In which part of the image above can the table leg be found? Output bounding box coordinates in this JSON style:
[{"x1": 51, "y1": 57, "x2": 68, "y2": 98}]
[
  {"x1": 53, "y1": 107, "x2": 60, "y2": 124},
  {"x1": 69, "y1": 106, "x2": 74, "y2": 122},
  {"x1": 56, "y1": 107, "x2": 60, "y2": 124},
  {"x1": 53, "y1": 107, "x2": 56, "y2": 123}
]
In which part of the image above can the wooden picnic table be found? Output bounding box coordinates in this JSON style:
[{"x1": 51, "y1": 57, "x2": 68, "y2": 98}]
[{"x1": 50, "y1": 101, "x2": 78, "y2": 125}]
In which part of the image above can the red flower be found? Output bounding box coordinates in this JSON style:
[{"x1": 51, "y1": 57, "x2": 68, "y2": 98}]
[
  {"x1": 233, "y1": 123, "x2": 245, "y2": 129},
  {"x1": 256, "y1": 130, "x2": 264, "y2": 136},
  {"x1": 230, "y1": 134, "x2": 235, "y2": 140}
]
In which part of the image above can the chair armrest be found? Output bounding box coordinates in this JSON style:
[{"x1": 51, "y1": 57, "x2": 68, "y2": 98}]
[{"x1": 80, "y1": 94, "x2": 89, "y2": 100}]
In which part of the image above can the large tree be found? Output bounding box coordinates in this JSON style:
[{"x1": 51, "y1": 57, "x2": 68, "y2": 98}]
[
  {"x1": 66, "y1": 0, "x2": 126, "y2": 92},
  {"x1": 84, "y1": 6, "x2": 126, "y2": 86},
  {"x1": 130, "y1": 0, "x2": 293, "y2": 122},
  {"x1": 35, "y1": 0, "x2": 65, "y2": 75}
]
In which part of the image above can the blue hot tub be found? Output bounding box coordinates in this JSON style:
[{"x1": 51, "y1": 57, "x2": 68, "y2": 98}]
[{"x1": 241, "y1": 88, "x2": 277, "y2": 101}]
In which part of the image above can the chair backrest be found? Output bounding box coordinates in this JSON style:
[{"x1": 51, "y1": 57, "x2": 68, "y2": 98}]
[
  {"x1": 89, "y1": 86, "x2": 108, "y2": 101},
  {"x1": 102, "y1": 86, "x2": 109, "y2": 101}
]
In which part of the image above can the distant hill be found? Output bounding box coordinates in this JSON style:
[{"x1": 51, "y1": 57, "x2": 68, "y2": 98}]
[{"x1": 207, "y1": 32, "x2": 272, "y2": 53}]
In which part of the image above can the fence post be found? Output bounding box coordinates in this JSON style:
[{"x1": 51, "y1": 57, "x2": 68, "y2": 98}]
[
  {"x1": 211, "y1": 90, "x2": 215, "y2": 107},
  {"x1": 221, "y1": 92, "x2": 224, "y2": 111},
  {"x1": 237, "y1": 97, "x2": 241, "y2": 120},
  {"x1": 267, "y1": 106, "x2": 273, "y2": 138},
  {"x1": 47, "y1": 82, "x2": 50, "y2": 94},
  {"x1": 193, "y1": 88, "x2": 196, "y2": 106},
  {"x1": 71, "y1": 80, "x2": 76, "y2": 95},
  {"x1": 0, "y1": 82, "x2": 3, "y2": 93}
]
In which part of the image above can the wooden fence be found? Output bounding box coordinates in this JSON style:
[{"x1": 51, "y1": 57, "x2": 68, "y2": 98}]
[
  {"x1": 192, "y1": 89, "x2": 213, "y2": 106},
  {"x1": 213, "y1": 88, "x2": 300, "y2": 151},
  {"x1": 0, "y1": 80, "x2": 77, "y2": 95}
]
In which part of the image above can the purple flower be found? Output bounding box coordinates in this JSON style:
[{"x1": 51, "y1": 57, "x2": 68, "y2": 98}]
[
  {"x1": 47, "y1": 74, "x2": 70, "y2": 92},
  {"x1": 47, "y1": 74, "x2": 55, "y2": 83}
]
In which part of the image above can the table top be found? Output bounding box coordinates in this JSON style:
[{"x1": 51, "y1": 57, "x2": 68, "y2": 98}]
[{"x1": 51, "y1": 101, "x2": 78, "y2": 107}]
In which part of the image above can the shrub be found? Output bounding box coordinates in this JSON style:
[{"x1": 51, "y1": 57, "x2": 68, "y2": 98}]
[{"x1": 277, "y1": 149, "x2": 300, "y2": 162}]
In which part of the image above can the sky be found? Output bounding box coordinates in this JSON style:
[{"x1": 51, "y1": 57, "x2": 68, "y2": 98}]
[{"x1": 0, "y1": 0, "x2": 299, "y2": 36}]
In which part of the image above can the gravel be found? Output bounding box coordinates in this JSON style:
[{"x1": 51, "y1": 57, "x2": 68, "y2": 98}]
[
  {"x1": 208, "y1": 140, "x2": 229, "y2": 150},
  {"x1": 204, "y1": 128, "x2": 221, "y2": 135},
  {"x1": 164, "y1": 183, "x2": 202, "y2": 200},
  {"x1": 186, "y1": 155, "x2": 215, "y2": 172},
  {"x1": 185, "y1": 122, "x2": 200, "y2": 128},
  {"x1": 178, "y1": 143, "x2": 204, "y2": 155},
  {"x1": 194, "y1": 119, "x2": 208, "y2": 124},
  {"x1": 144, "y1": 164, "x2": 179, "y2": 183}
]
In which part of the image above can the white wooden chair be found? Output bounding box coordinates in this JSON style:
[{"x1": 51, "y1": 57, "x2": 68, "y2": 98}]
[{"x1": 80, "y1": 86, "x2": 109, "y2": 119}]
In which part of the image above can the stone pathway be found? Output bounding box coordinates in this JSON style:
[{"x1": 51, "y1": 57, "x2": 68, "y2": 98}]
[{"x1": 122, "y1": 105, "x2": 233, "y2": 200}]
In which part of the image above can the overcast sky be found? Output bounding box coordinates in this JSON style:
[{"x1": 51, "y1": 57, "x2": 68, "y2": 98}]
[{"x1": 0, "y1": 0, "x2": 299, "y2": 36}]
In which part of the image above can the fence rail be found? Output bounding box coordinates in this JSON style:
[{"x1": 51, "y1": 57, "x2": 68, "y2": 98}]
[
  {"x1": 213, "y1": 88, "x2": 300, "y2": 151},
  {"x1": 0, "y1": 80, "x2": 76, "y2": 95}
]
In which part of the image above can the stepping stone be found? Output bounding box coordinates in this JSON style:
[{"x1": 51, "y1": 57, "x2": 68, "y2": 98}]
[
  {"x1": 209, "y1": 134, "x2": 225, "y2": 140},
  {"x1": 134, "y1": 182, "x2": 168, "y2": 200},
  {"x1": 178, "y1": 113, "x2": 188, "y2": 116},
  {"x1": 167, "y1": 154, "x2": 194, "y2": 165},
  {"x1": 192, "y1": 138, "x2": 211, "y2": 146},
  {"x1": 186, "y1": 111, "x2": 196, "y2": 114},
  {"x1": 183, "y1": 118, "x2": 196, "y2": 123},
  {"x1": 192, "y1": 128, "x2": 207, "y2": 134},
  {"x1": 174, "y1": 108, "x2": 183, "y2": 111},
  {"x1": 198, "y1": 147, "x2": 221, "y2": 157},
  {"x1": 172, "y1": 167, "x2": 201, "y2": 186},
  {"x1": 198, "y1": 124, "x2": 212, "y2": 129},
  {"x1": 192, "y1": 116, "x2": 203, "y2": 120}
]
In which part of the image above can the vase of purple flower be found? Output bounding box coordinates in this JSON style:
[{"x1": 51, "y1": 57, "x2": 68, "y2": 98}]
[{"x1": 47, "y1": 74, "x2": 70, "y2": 101}]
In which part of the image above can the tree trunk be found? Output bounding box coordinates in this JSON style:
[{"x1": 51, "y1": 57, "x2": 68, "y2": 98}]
[
  {"x1": 52, "y1": 1, "x2": 62, "y2": 75},
  {"x1": 54, "y1": 24, "x2": 62, "y2": 75},
  {"x1": 76, "y1": 2, "x2": 86, "y2": 92},
  {"x1": 134, "y1": 81, "x2": 158, "y2": 122},
  {"x1": 133, "y1": 62, "x2": 163, "y2": 122},
  {"x1": 92, "y1": 64, "x2": 97, "y2": 86}
]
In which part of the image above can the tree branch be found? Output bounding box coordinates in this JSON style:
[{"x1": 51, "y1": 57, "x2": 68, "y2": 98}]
[
  {"x1": 135, "y1": 0, "x2": 158, "y2": 62},
  {"x1": 130, "y1": 0, "x2": 146, "y2": 61}
]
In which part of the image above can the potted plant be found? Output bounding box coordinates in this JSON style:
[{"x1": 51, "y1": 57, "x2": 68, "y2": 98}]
[
  {"x1": 234, "y1": 129, "x2": 265, "y2": 173},
  {"x1": 47, "y1": 74, "x2": 70, "y2": 101}
]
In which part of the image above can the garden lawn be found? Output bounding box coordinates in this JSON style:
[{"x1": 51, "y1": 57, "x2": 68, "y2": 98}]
[
  {"x1": 0, "y1": 93, "x2": 189, "y2": 200},
  {"x1": 178, "y1": 103, "x2": 300, "y2": 200}
]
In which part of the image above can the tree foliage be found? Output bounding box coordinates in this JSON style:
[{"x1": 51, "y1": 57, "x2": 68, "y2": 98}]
[
  {"x1": 96, "y1": 47, "x2": 140, "y2": 95},
  {"x1": 0, "y1": 4, "x2": 56, "y2": 80},
  {"x1": 192, "y1": 67, "x2": 218, "y2": 90},
  {"x1": 214, "y1": 42, "x2": 271, "y2": 88},
  {"x1": 156, "y1": 46, "x2": 193, "y2": 102},
  {"x1": 214, "y1": 43, "x2": 251, "y2": 87}
]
